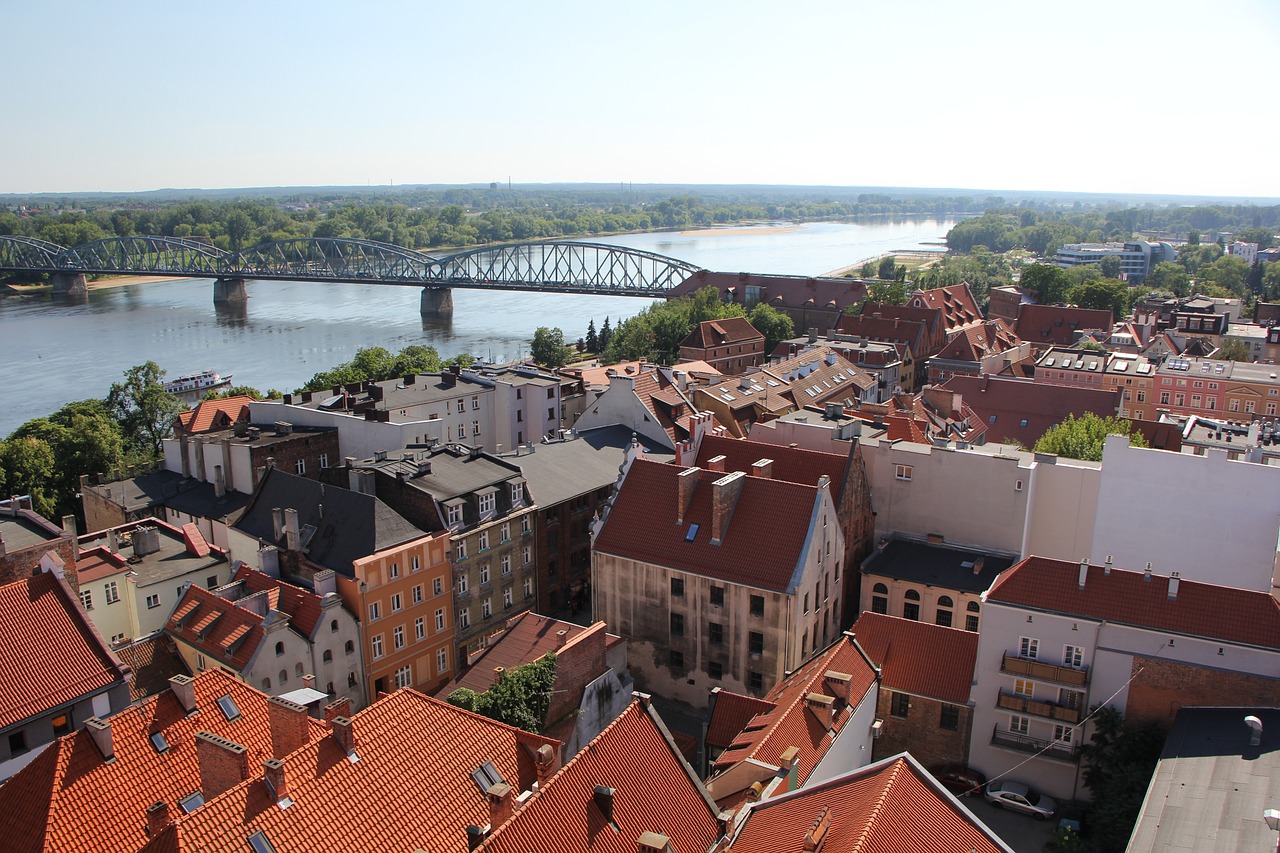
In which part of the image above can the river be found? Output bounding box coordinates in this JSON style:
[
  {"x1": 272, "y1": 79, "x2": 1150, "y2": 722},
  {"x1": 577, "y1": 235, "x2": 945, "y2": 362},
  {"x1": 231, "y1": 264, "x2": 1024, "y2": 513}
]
[{"x1": 0, "y1": 217, "x2": 954, "y2": 435}]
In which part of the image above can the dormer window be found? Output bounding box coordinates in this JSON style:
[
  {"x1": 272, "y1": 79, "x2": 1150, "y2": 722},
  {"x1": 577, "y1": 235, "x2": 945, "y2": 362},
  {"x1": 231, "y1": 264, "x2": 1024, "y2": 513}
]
[
  {"x1": 478, "y1": 491, "x2": 496, "y2": 516},
  {"x1": 509, "y1": 480, "x2": 525, "y2": 507},
  {"x1": 446, "y1": 502, "x2": 463, "y2": 527}
]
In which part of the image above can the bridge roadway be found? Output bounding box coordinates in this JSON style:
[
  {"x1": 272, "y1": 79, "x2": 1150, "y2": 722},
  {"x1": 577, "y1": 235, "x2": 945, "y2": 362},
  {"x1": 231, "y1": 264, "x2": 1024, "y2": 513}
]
[{"x1": 0, "y1": 235, "x2": 703, "y2": 317}]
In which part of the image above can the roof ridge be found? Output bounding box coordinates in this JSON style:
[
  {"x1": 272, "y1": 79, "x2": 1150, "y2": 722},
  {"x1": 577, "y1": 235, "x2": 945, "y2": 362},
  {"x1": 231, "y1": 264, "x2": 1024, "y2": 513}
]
[{"x1": 849, "y1": 757, "x2": 905, "y2": 853}]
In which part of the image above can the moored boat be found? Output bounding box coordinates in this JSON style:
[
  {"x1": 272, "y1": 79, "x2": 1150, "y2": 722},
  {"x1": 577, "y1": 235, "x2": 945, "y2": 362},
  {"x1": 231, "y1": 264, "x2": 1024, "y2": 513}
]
[{"x1": 163, "y1": 370, "x2": 232, "y2": 395}]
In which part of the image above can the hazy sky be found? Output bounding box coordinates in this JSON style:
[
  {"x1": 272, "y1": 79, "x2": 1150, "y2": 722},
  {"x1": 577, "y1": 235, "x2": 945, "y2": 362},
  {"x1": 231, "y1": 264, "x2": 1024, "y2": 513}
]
[{"x1": 3, "y1": 0, "x2": 1277, "y2": 198}]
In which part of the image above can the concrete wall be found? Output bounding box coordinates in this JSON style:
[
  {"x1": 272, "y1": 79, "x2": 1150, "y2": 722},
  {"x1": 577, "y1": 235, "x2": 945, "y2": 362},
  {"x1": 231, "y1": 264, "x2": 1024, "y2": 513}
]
[
  {"x1": 807, "y1": 677, "x2": 879, "y2": 786},
  {"x1": 1092, "y1": 435, "x2": 1280, "y2": 591},
  {"x1": 1021, "y1": 454, "x2": 1100, "y2": 563},
  {"x1": 574, "y1": 375, "x2": 677, "y2": 450}
]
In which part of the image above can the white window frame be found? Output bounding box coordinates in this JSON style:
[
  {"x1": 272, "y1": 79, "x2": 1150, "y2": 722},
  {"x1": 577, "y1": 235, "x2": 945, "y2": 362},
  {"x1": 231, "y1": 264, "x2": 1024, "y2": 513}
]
[
  {"x1": 1009, "y1": 714, "x2": 1029, "y2": 735},
  {"x1": 894, "y1": 464, "x2": 912, "y2": 481},
  {"x1": 1063, "y1": 644, "x2": 1084, "y2": 669},
  {"x1": 435, "y1": 608, "x2": 446, "y2": 631},
  {"x1": 436, "y1": 647, "x2": 448, "y2": 674},
  {"x1": 371, "y1": 634, "x2": 384, "y2": 659},
  {"x1": 1019, "y1": 636, "x2": 1039, "y2": 660},
  {"x1": 415, "y1": 617, "x2": 425, "y2": 640},
  {"x1": 394, "y1": 666, "x2": 412, "y2": 690},
  {"x1": 479, "y1": 493, "x2": 496, "y2": 515}
]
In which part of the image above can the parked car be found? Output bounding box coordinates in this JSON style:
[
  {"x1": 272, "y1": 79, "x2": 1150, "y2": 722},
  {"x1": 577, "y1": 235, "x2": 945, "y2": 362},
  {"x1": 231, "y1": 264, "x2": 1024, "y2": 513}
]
[
  {"x1": 984, "y1": 780, "x2": 1058, "y2": 819},
  {"x1": 930, "y1": 763, "x2": 987, "y2": 797}
]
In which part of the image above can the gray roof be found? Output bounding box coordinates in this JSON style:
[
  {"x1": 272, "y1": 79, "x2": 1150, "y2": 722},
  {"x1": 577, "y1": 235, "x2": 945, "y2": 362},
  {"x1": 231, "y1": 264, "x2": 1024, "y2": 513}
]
[
  {"x1": 861, "y1": 538, "x2": 1014, "y2": 595},
  {"x1": 234, "y1": 468, "x2": 424, "y2": 576},
  {"x1": 510, "y1": 426, "x2": 674, "y2": 507},
  {"x1": 87, "y1": 470, "x2": 250, "y2": 520},
  {"x1": 364, "y1": 444, "x2": 526, "y2": 502},
  {"x1": 0, "y1": 514, "x2": 63, "y2": 551},
  {"x1": 1127, "y1": 706, "x2": 1280, "y2": 852},
  {"x1": 78, "y1": 522, "x2": 226, "y2": 587}
]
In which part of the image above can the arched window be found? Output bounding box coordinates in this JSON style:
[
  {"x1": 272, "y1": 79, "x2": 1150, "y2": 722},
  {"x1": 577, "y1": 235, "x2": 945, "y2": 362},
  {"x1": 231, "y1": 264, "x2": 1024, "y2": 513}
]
[
  {"x1": 873, "y1": 583, "x2": 889, "y2": 594},
  {"x1": 345, "y1": 640, "x2": 354, "y2": 655},
  {"x1": 967, "y1": 601, "x2": 980, "y2": 612},
  {"x1": 904, "y1": 589, "x2": 921, "y2": 600},
  {"x1": 936, "y1": 595, "x2": 955, "y2": 627},
  {"x1": 295, "y1": 662, "x2": 304, "y2": 678},
  {"x1": 323, "y1": 650, "x2": 333, "y2": 663},
  {"x1": 275, "y1": 641, "x2": 284, "y2": 656},
  {"x1": 903, "y1": 589, "x2": 921, "y2": 621},
  {"x1": 279, "y1": 669, "x2": 288, "y2": 684},
  {"x1": 331, "y1": 619, "x2": 339, "y2": 633},
  {"x1": 262, "y1": 678, "x2": 271, "y2": 690},
  {"x1": 938, "y1": 596, "x2": 954, "y2": 608}
]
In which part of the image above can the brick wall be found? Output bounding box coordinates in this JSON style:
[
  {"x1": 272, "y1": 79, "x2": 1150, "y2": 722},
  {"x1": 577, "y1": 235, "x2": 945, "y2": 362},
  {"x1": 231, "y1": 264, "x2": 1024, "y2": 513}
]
[
  {"x1": 248, "y1": 432, "x2": 341, "y2": 490},
  {"x1": 0, "y1": 513, "x2": 77, "y2": 595},
  {"x1": 195, "y1": 731, "x2": 250, "y2": 800},
  {"x1": 1126, "y1": 656, "x2": 1280, "y2": 729},
  {"x1": 544, "y1": 622, "x2": 607, "y2": 731},
  {"x1": 871, "y1": 690, "x2": 971, "y2": 769}
]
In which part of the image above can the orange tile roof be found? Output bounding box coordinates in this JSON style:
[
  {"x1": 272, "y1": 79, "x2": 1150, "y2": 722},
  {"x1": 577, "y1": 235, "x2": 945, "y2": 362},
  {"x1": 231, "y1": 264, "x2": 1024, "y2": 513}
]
[
  {"x1": 439, "y1": 612, "x2": 612, "y2": 697},
  {"x1": 143, "y1": 689, "x2": 559, "y2": 853},
  {"x1": 850, "y1": 612, "x2": 978, "y2": 705},
  {"x1": 727, "y1": 753, "x2": 1011, "y2": 853},
  {"x1": 175, "y1": 396, "x2": 253, "y2": 435},
  {"x1": 480, "y1": 700, "x2": 724, "y2": 853},
  {"x1": 987, "y1": 557, "x2": 1280, "y2": 649},
  {"x1": 230, "y1": 564, "x2": 324, "y2": 639},
  {"x1": 1014, "y1": 304, "x2": 1114, "y2": 348},
  {"x1": 594, "y1": 458, "x2": 823, "y2": 593},
  {"x1": 695, "y1": 434, "x2": 850, "y2": 499},
  {"x1": 0, "y1": 573, "x2": 130, "y2": 731},
  {"x1": 706, "y1": 691, "x2": 776, "y2": 749},
  {"x1": 765, "y1": 347, "x2": 875, "y2": 407},
  {"x1": 165, "y1": 585, "x2": 265, "y2": 671},
  {"x1": 934, "y1": 318, "x2": 1021, "y2": 362},
  {"x1": 909, "y1": 283, "x2": 983, "y2": 332},
  {"x1": 113, "y1": 633, "x2": 191, "y2": 702},
  {"x1": 0, "y1": 670, "x2": 328, "y2": 853},
  {"x1": 710, "y1": 636, "x2": 878, "y2": 786},
  {"x1": 682, "y1": 317, "x2": 764, "y2": 348}
]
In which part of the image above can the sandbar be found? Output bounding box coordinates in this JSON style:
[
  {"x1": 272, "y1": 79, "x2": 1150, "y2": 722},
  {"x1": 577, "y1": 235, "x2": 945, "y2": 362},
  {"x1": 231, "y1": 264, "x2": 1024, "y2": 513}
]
[{"x1": 679, "y1": 224, "x2": 805, "y2": 237}]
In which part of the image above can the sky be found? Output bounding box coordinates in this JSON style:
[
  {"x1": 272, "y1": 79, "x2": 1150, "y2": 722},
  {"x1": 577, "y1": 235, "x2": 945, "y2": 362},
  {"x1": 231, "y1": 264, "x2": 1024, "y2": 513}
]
[{"x1": 3, "y1": 0, "x2": 1278, "y2": 199}]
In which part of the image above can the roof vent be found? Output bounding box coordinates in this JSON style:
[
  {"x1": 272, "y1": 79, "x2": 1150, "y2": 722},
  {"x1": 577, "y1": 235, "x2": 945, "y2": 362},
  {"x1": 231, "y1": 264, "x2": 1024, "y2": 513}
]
[
  {"x1": 1167, "y1": 571, "x2": 1181, "y2": 600},
  {"x1": 1245, "y1": 715, "x2": 1263, "y2": 747}
]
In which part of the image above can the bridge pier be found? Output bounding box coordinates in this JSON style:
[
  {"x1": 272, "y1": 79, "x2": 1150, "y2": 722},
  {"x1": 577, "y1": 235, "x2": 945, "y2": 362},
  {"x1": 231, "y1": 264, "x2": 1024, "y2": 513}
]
[
  {"x1": 51, "y1": 273, "x2": 88, "y2": 297},
  {"x1": 420, "y1": 286, "x2": 453, "y2": 318},
  {"x1": 213, "y1": 277, "x2": 248, "y2": 303}
]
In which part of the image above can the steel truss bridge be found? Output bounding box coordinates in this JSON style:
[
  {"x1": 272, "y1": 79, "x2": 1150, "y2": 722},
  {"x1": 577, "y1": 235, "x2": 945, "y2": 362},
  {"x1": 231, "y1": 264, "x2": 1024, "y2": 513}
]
[{"x1": 0, "y1": 235, "x2": 702, "y2": 298}]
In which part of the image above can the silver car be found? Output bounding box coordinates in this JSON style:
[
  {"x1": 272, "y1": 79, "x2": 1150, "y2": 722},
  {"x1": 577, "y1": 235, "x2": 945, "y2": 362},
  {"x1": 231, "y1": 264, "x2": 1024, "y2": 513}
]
[{"x1": 984, "y1": 780, "x2": 1058, "y2": 819}]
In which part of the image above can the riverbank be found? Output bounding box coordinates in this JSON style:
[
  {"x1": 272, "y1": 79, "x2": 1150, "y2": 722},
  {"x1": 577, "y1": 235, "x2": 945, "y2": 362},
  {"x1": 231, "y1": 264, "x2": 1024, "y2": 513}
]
[
  {"x1": 1, "y1": 274, "x2": 193, "y2": 295},
  {"x1": 679, "y1": 224, "x2": 804, "y2": 237}
]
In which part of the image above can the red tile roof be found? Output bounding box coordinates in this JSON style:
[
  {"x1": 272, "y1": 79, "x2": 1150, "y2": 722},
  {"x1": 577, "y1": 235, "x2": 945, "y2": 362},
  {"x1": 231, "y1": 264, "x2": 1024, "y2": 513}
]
[
  {"x1": 706, "y1": 691, "x2": 776, "y2": 749},
  {"x1": 1014, "y1": 304, "x2": 1114, "y2": 348},
  {"x1": 909, "y1": 283, "x2": 983, "y2": 332},
  {"x1": 987, "y1": 557, "x2": 1280, "y2": 649},
  {"x1": 175, "y1": 396, "x2": 253, "y2": 435},
  {"x1": 938, "y1": 373, "x2": 1122, "y2": 447},
  {"x1": 765, "y1": 347, "x2": 875, "y2": 408},
  {"x1": 710, "y1": 637, "x2": 878, "y2": 787},
  {"x1": 113, "y1": 633, "x2": 192, "y2": 702},
  {"x1": 850, "y1": 612, "x2": 978, "y2": 705},
  {"x1": 439, "y1": 612, "x2": 614, "y2": 696},
  {"x1": 594, "y1": 458, "x2": 823, "y2": 593},
  {"x1": 727, "y1": 753, "x2": 1010, "y2": 853},
  {"x1": 230, "y1": 564, "x2": 324, "y2": 640},
  {"x1": 480, "y1": 700, "x2": 723, "y2": 853},
  {"x1": 682, "y1": 317, "x2": 765, "y2": 348},
  {"x1": 0, "y1": 572, "x2": 130, "y2": 731},
  {"x1": 165, "y1": 584, "x2": 265, "y2": 672},
  {"x1": 934, "y1": 318, "x2": 1021, "y2": 362},
  {"x1": 695, "y1": 435, "x2": 849, "y2": 498},
  {"x1": 0, "y1": 670, "x2": 328, "y2": 853},
  {"x1": 143, "y1": 689, "x2": 559, "y2": 853}
]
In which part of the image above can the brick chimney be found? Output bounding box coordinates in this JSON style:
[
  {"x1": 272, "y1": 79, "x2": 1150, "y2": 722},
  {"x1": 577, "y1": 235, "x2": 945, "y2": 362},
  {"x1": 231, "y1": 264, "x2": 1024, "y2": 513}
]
[
  {"x1": 805, "y1": 692, "x2": 837, "y2": 727},
  {"x1": 971, "y1": 556, "x2": 985, "y2": 576},
  {"x1": 331, "y1": 716, "x2": 356, "y2": 754},
  {"x1": 556, "y1": 629, "x2": 569, "y2": 648},
  {"x1": 750, "y1": 458, "x2": 773, "y2": 479},
  {"x1": 707, "y1": 455, "x2": 727, "y2": 474},
  {"x1": 710, "y1": 471, "x2": 747, "y2": 545},
  {"x1": 145, "y1": 801, "x2": 171, "y2": 837},
  {"x1": 302, "y1": 673, "x2": 316, "y2": 690},
  {"x1": 637, "y1": 831, "x2": 675, "y2": 853},
  {"x1": 534, "y1": 742, "x2": 559, "y2": 783},
  {"x1": 169, "y1": 674, "x2": 197, "y2": 713},
  {"x1": 324, "y1": 697, "x2": 351, "y2": 724},
  {"x1": 271, "y1": 507, "x2": 285, "y2": 541},
  {"x1": 776, "y1": 745, "x2": 800, "y2": 793},
  {"x1": 487, "y1": 782, "x2": 514, "y2": 828},
  {"x1": 676, "y1": 468, "x2": 701, "y2": 525},
  {"x1": 822, "y1": 671, "x2": 852, "y2": 701},
  {"x1": 85, "y1": 716, "x2": 113, "y2": 761},
  {"x1": 195, "y1": 731, "x2": 250, "y2": 800},
  {"x1": 263, "y1": 757, "x2": 289, "y2": 804},
  {"x1": 267, "y1": 695, "x2": 310, "y2": 760}
]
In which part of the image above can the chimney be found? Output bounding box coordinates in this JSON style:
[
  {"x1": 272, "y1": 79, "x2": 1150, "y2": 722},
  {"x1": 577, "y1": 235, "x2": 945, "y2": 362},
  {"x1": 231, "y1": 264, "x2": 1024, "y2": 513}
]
[
  {"x1": 676, "y1": 468, "x2": 701, "y2": 525},
  {"x1": 1245, "y1": 715, "x2": 1263, "y2": 747},
  {"x1": 1144, "y1": 562, "x2": 1153, "y2": 582},
  {"x1": 556, "y1": 629, "x2": 569, "y2": 648},
  {"x1": 263, "y1": 758, "x2": 289, "y2": 804},
  {"x1": 220, "y1": 437, "x2": 235, "y2": 492},
  {"x1": 707, "y1": 455, "x2": 727, "y2": 474},
  {"x1": 807, "y1": 328, "x2": 818, "y2": 344},
  {"x1": 637, "y1": 832, "x2": 675, "y2": 853},
  {"x1": 312, "y1": 569, "x2": 337, "y2": 597},
  {"x1": 60, "y1": 514, "x2": 78, "y2": 537},
  {"x1": 487, "y1": 782, "x2": 514, "y2": 828},
  {"x1": 972, "y1": 556, "x2": 985, "y2": 576},
  {"x1": 272, "y1": 507, "x2": 284, "y2": 541},
  {"x1": 1104, "y1": 555, "x2": 1113, "y2": 576},
  {"x1": 534, "y1": 742, "x2": 559, "y2": 783},
  {"x1": 825, "y1": 351, "x2": 837, "y2": 366},
  {"x1": 145, "y1": 801, "x2": 171, "y2": 837},
  {"x1": 284, "y1": 508, "x2": 300, "y2": 551},
  {"x1": 805, "y1": 692, "x2": 837, "y2": 727},
  {"x1": 823, "y1": 671, "x2": 852, "y2": 701},
  {"x1": 331, "y1": 716, "x2": 356, "y2": 755},
  {"x1": 303, "y1": 673, "x2": 316, "y2": 690},
  {"x1": 750, "y1": 458, "x2": 774, "y2": 479},
  {"x1": 267, "y1": 696, "x2": 310, "y2": 760},
  {"x1": 324, "y1": 697, "x2": 351, "y2": 724},
  {"x1": 195, "y1": 731, "x2": 250, "y2": 800},
  {"x1": 777, "y1": 745, "x2": 800, "y2": 793},
  {"x1": 803, "y1": 806, "x2": 832, "y2": 852},
  {"x1": 1167, "y1": 572, "x2": 1181, "y2": 600},
  {"x1": 213, "y1": 465, "x2": 226, "y2": 498},
  {"x1": 710, "y1": 471, "x2": 746, "y2": 545},
  {"x1": 169, "y1": 674, "x2": 197, "y2": 713},
  {"x1": 593, "y1": 785, "x2": 616, "y2": 824},
  {"x1": 85, "y1": 716, "x2": 114, "y2": 761},
  {"x1": 1077, "y1": 558, "x2": 1089, "y2": 590}
]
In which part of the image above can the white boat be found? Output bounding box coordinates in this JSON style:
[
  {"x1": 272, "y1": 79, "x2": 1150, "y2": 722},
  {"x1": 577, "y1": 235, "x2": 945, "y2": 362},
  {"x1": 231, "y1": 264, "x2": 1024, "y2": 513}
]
[{"x1": 164, "y1": 370, "x2": 233, "y2": 396}]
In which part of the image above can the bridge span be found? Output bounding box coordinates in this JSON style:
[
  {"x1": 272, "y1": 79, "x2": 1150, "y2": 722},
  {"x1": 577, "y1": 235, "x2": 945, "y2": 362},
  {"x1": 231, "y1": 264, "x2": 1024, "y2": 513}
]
[{"x1": 0, "y1": 235, "x2": 703, "y2": 316}]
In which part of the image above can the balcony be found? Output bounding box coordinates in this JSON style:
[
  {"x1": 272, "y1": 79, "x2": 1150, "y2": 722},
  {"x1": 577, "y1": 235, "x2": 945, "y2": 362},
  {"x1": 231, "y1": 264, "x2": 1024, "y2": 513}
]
[
  {"x1": 990, "y1": 725, "x2": 1079, "y2": 763},
  {"x1": 997, "y1": 691, "x2": 1083, "y2": 724},
  {"x1": 1001, "y1": 652, "x2": 1088, "y2": 687}
]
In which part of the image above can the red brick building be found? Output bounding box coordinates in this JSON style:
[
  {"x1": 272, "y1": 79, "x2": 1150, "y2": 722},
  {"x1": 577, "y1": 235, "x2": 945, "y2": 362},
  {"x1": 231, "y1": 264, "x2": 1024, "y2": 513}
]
[{"x1": 679, "y1": 317, "x2": 766, "y2": 373}]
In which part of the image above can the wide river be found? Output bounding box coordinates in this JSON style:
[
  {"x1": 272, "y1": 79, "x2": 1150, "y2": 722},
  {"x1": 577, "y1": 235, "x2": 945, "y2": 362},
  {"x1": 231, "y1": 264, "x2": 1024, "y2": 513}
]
[{"x1": 0, "y1": 218, "x2": 955, "y2": 435}]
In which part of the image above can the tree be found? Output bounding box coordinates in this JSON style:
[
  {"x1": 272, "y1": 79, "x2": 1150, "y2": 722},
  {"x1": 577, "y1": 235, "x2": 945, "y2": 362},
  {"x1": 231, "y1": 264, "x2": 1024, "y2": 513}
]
[
  {"x1": 0, "y1": 436, "x2": 58, "y2": 518},
  {"x1": 1197, "y1": 255, "x2": 1250, "y2": 299},
  {"x1": 747, "y1": 302, "x2": 795, "y2": 353},
  {"x1": 107, "y1": 362, "x2": 187, "y2": 457},
  {"x1": 599, "y1": 317, "x2": 613, "y2": 352},
  {"x1": 585, "y1": 319, "x2": 599, "y2": 354},
  {"x1": 1216, "y1": 338, "x2": 1251, "y2": 362},
  {"x1": 1034, "y1": 413, "x2": 1147, "y2": 462},
  {"x1": 1147, "y1": 261, "x2": 1190, "y2": 297},
  {"x1": 530, "y1": 327, "x2": 567, "y2": 368},
  {"x1": 1020, "y1": 264, "x2": 1073, "y2": 305},
  {"x1": 446, "y1": 653, "x2": 557, "y2": 733},
  {"x1": 867, "y1": 278, "x2": 908, "y2": 306},
  {"x1": 1078, "y1": 706, "x2": 1165, "y2": 853},
  {"x1": 1099, "y1": 255, "x2": 1123, "y2": 279},
  {"x1": 877, "y1": 256, "x2": 897, "y2": 280},
  {"x1": 223, "y1": 210, "x2": 253, "y2": 251},
  {"x1": 1070, "y1": 278, "x2": 1130, "y2": 317},
  {"x1": 859, "y1": 260, "x2": 878, "y2": 278}
]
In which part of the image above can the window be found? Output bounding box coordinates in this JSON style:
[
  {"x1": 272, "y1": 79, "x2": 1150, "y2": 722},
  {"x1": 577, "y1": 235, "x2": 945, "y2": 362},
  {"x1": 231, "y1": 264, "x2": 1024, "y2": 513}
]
[
  {"x1": 670, "y1": 613, "x2": 684, "y2": 636},
  {"x1": 146, "y1": 594, "x2": 161, "y2": 609},
  {"x1": 216, "y1": 694, "x2": 241, "y2": 721},
  {"x1": 394, "y1": 626, "x2": 405, "y2": 650},
  {"x1": 1009, "y1": 715, "x2": 1029, "y2": 735},
  {"x1": 1136, "y1": 391, "x2": 1146, "y2": 403},
  {"x1": 437, "y1": 648, "x2": 449, "y2": 674},
  {"x1": 710, "y1": 585, "x2": 724, "y2": 606},
  {"x1": 989, "y1": 414, "x2": 998, "y2": 424},
  {"x1": 390, "y1": 593, "x2": 403, "y2": 613},
  {"x1": 415, "y1": 617, "x2": 425, "y2": 640},
  {"x1": 748, "y1": 671, "x2": 763, "y2": 692},
  {"x1": 803, "y1": 593, "x2": 809, "y2": 614},
  {"x1": 472, "y1": 396, "x2": 480, "y2": 410},
  {"x1": 671, "y1": 577, "x2": 685, "y2": 598},
  {"x1": 1014, "y1": 679, "x2": 1034, "y2": 697},
  {"x1": 52, "y1": 713, "x2": 71, "y2": 736},
  {"x1": 275, "y1": 641, "x2": 285, "y2": 657},
  {"x1": 178, "y1": 792, "x2": 205, "y2": 814},
  {"x1": 435, "y1": 608, "x2": 446, "y2": 631},
  {"x1": 480, "y1": 563, "x2": 491, "y2": 585},
  {"x1": 394, "y1": 666, "x2": 412, "y2": 689},
  {"x1": 669, "y1": 649, "x2": 684, "y2": 669},
  {"x1": 295, "y1": 459, "x2": 306, "y2": 476},
  {"x1": 709, "y1": 661, "x2": 723, "y2": 680},
  {"x1": 482, "y1": 598, "x2": 492, "y2": 618},
  {"x1": 412, "y1": 585, "x2": 423, "y2": 605},
  {"x1": 319, "y1": 453, "x2": 330, "y2": 469},
  {"x1": 709, "y1": 622, "x2": 724, "y2": 645},
  {"x1": 207, "y1": 575, "x2": 219, "y2": 589},
  {"x1": 8, "y1": 731, "x2": 27, "y2": 755},
  {"x1": 940, "y1": 704, "x2": 960, "y2": 731},
  {"x1": 456, "y1": 399, "x2": 465, "y2": 413},
  {"x1": 521, "y1": 516, "x2": 531, "y2": 534},
  {"x1": 521, "y1": 545, "x2": 531, "y2": 566},
  {"x1": 433, "y1": 577, "x2": 443, "y2": 597},
  {"x1": 548, "y1": 407, "x2": 555, "y2": 420},
  {"x1": 448, "y1": 504, "x2": 463, "y2": 526},
  {"x1": 459, "y1": 608, "x2": 470, "y2": 629},
  {"x1": 1053, "y1": 724, "x2": 1073, "y2": 744},
  {"x1": 965, "y1": 613, "x2": 979, "y2": 632},
  {"x1": 345, "y1": 640, "x2": 355, "y2": 655},
  {"x1": 935, "y1": 608, "x2": 953, "y2": 628},
  {"x1": 1059, "y1": 689, "x2": 1084, "y2": 711},
  {"x1": 891, "y1": 692, "x2": 910, "y2": 717},
  {"x1": 111, "y1": 632, "x2": 125, "y2": 644},
  {"x1": 348, "y1": 672, "x2": 358, "y2": 687},
  {"x1": 323, "y1": 649, "x2": 333, "y2": 662},
  {"x1": 894, "y1": 464, "x2": 912, "y2": 481},
  {"x1": 478, "y1": 530, "x2": 490, "y2": 551},
  {"x1": 1019, "y1": 637, "x2": 1039, "y2": 660},
  {"x1": 500, "y1": 522, "x2": 510, "y2": 542},
  {"x1": 455, "y1": 541, "x2": 467, "y2": 562},
  {"x1": 371, "y1": 635, "x2": 384, "y2": 659},
  {"x1": 523, "y1": 577, "x2": 533, "y2": 598},
  {"x1": 479, "y1": 493, "x2": 495, "y2": 515},
  {"x1": 903, "y1": 589, "x2": 920, "y2": 621},
  {"x1": 457, "y1": 574, "x2": 469, "y2": 594},
  {"x1": 749, "y1": 631, "x2": 764, "y2": 657},
  {"x1": 472, "y1": 420, "x2": 480, "y2": 436},
  {"x1": 79, "y1": 590, "x2": 92, "y2": 610},
  {"x1": 389, "y1": 562, "x2": 400, "y2": 579},
  {"x1": 547, "y1": 388, "x2": 556, "y2": 400},
  {"x1": 369, "y1": 601, "x2": 381, "y2": 621},
  {"x1": 1063, "y1": 645, "x2": 1084, "y2": 669},
  {"x1": 1160, "y1": 391, "x2": 1170, "y2": 405},
  {"x1": 105, "y1": 581, "x2": 119, "y2": 604},
  {"x1": 503, "y1": 587, "x2": 512, "y2": 609}
]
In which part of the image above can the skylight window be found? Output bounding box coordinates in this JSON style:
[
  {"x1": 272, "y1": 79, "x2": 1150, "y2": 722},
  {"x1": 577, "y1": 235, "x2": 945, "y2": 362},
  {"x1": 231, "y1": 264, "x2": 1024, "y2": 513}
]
[
  {"x1": 471, "y1": 761, "x2": 504, "y2": 794},
  {"x1": 149, "y1": 732, "x2": 170, "y2": 753},
  {"x1": 247, "y1": 832, "x2": 278, "y2": 853},
  {"x1": 685, "y1": 523, "x2": 700, "y2": 542},
  {"x1": 216, "y1": 694, "x2": 241, "y2": 721},
  {"x1": 179, "y1": 792, "x2": 205, "y2": 814}
]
